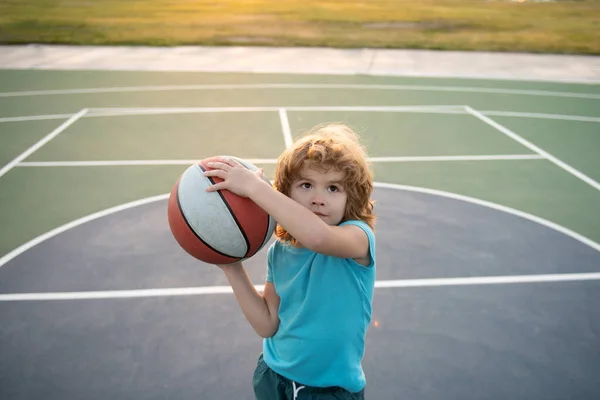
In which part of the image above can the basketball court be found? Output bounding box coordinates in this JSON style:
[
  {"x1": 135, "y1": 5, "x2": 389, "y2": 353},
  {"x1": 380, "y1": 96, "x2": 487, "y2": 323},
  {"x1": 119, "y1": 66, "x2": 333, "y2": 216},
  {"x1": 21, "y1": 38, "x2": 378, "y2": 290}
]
[{"x1": 1, "y1": 62, "x2": 599, "y2": 399}]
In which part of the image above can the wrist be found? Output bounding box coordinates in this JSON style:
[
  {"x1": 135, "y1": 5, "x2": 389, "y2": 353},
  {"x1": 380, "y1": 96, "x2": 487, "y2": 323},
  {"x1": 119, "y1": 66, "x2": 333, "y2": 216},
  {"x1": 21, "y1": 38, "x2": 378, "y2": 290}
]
[
  {"x1": 248, "y1": 176, "x2": 269, "y2": 199},
  {"x1": 219, "y1": 262, "x2": 243, "y2": 273}
]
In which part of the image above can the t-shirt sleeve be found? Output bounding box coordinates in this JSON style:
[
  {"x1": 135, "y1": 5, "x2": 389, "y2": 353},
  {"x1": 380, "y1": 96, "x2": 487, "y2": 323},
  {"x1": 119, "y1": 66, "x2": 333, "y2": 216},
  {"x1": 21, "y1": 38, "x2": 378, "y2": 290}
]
[
  {"x1": 265, "y1": 242, "x2": 276, "y2": 282},
  {"x1": 340, "y1": 220, "x2": 376, "y2": 268}
]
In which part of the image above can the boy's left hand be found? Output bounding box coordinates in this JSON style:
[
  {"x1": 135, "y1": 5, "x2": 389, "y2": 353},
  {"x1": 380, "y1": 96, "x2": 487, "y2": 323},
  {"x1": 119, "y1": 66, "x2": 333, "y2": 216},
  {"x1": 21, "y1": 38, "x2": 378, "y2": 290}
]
[{"x1": 202, "y1": 156, "x2": 265, "y2": 198}]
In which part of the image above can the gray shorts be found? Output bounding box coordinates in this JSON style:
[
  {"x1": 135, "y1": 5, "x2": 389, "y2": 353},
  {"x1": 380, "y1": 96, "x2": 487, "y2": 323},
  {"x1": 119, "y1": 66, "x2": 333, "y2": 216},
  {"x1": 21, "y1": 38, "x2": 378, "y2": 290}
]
[{"x1": 252, "y1": 354, "x2": 365, "y2": 400}]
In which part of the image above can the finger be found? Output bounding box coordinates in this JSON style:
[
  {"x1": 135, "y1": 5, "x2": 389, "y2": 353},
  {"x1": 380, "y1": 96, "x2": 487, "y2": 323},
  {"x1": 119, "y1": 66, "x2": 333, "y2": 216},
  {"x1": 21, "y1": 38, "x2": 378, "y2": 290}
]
[
  {"x1": 255, "y1": 168, "x2": 264, "y2": 177},
  {"x1": 202, "y1": 156, "x2": 224, "y2": 165},
  {"x1": 206, "y1": 161, "x2": 232, "y2": 171},
  {"x1": 203, "y1": 169, "x2": 227, "y2": 179},
  {"x1": 205, "y1": 182, "x2": 228, "y2": 192},
  {"x1": 215, "y1": 156, "x2": 236, "y2": 165},
  {"x1": 223, "y1": 158, "x2": 244, "y2": 169}
]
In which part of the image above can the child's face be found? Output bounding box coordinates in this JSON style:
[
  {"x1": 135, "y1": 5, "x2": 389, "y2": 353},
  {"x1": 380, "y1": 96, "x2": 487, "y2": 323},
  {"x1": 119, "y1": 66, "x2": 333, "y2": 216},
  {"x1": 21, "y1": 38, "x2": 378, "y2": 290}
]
[{"x1": 289, "y1": 163, "x2": 347, "y2": 226}]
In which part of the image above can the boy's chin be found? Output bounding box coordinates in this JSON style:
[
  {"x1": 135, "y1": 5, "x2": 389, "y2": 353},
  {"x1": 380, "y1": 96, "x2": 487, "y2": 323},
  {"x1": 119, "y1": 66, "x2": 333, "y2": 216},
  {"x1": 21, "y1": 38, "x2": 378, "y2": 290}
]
[
  {"x1": 318, "y1": 215, "x2": 333, "y2": 224},
  {"x1": 326, "y1": 217, "x2": 344, "y2": 226}
]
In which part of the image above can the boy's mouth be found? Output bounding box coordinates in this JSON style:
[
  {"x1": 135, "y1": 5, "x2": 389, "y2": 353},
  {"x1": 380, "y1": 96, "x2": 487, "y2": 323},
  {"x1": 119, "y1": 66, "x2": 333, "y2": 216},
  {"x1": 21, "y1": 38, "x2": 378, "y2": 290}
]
[{"x1": 313, "y1": 212, "x2": 327, "y2": 217}]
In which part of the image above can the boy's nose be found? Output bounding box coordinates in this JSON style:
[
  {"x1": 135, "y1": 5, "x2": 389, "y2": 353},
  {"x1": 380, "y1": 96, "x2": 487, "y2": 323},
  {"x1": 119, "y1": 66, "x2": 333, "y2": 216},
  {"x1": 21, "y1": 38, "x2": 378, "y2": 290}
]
[{"x1": 311, "y1": 198, "x2": 325, "y2": 206}]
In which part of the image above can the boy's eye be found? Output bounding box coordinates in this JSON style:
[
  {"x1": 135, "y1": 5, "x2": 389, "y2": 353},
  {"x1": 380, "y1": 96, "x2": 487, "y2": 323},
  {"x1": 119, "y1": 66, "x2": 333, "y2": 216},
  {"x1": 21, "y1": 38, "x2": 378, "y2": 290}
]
[
  {"x1": 300, "y1": 182, "x2": 311, "y2": 189},
  {"x1": 328, "y1": 185, "x2": 339, "y2": 193}
]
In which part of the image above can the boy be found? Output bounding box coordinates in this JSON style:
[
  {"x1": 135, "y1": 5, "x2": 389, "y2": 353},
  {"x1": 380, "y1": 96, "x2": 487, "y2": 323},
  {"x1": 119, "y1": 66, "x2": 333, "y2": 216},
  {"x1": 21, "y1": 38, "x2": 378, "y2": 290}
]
[{"x1": 203, "y1": 123, "x2": 376, "y2": 400}]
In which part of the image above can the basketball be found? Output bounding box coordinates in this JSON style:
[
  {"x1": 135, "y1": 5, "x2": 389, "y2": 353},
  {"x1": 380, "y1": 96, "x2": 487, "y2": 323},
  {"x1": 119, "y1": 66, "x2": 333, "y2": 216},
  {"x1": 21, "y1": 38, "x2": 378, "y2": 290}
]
[{"x1": 167, "y1": 157, "x2": 276, "y2": 264}]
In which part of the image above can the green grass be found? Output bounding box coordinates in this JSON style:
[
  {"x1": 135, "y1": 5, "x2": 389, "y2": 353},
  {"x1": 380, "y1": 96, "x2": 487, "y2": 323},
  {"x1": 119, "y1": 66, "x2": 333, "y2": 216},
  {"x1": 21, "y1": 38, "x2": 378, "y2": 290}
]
[{"x1": 0, "y1": 0, "x2": 599, "y2": 54}]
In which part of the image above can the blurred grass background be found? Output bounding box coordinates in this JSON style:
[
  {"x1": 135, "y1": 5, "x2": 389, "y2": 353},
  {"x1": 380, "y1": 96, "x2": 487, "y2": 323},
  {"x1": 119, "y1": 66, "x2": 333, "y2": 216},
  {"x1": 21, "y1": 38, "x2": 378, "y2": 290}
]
[{"x1": 0, "y1": 0, "x2": 599, "y2": 54}]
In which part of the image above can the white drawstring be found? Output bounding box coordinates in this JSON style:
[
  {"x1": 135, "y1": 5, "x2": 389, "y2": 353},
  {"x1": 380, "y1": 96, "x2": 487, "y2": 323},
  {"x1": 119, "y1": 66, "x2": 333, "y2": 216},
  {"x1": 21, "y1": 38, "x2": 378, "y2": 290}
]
[{"x1": 292, "y1": 381, "x2": 305, "y2": 400}]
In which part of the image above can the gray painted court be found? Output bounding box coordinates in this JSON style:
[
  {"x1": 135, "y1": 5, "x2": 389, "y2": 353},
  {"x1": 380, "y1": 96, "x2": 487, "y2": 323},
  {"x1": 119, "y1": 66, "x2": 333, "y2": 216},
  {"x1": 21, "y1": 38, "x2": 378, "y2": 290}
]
[
  {"x1": 1, "y1": 187, "x2": 599, "y2": 399},
  {"x1": 0, "y1": 47, "x2": 599, "y2": 400}
]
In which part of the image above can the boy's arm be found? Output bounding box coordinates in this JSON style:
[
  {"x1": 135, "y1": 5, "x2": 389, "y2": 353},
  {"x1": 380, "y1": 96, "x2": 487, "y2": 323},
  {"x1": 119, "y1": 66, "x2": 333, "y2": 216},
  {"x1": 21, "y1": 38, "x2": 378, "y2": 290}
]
[
  {"x1": 248, "y1": 180, "x2": 369, "y2": 260},
  {"x1": 220, "y1": 262, "x2": 280, "y2": 338},
  {"x1": 203, "y1": 157, "x2": 369, "y2": 259}
]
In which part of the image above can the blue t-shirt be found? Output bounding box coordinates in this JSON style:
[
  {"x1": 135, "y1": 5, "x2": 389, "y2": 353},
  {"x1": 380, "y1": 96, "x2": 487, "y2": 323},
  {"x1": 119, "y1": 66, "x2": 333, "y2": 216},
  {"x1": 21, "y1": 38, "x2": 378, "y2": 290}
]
[{"x1": 262, "y1": 220, "x2": 376, "y2": 393}]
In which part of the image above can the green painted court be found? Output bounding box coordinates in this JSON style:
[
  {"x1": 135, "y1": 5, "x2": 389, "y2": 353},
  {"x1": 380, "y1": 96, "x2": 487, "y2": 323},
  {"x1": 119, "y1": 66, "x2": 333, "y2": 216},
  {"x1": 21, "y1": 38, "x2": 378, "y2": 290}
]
[{"x1": 1, "y1": 70, "x2": 599, "y2": 258}]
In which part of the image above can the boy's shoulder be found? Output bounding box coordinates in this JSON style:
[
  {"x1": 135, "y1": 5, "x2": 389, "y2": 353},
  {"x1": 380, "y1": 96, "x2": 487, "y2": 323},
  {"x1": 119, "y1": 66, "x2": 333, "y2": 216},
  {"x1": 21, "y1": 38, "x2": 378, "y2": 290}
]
[
  {"x1": 339, "y1": 220, "x2": 375, "y2": 239},
  {"x1": 340, "y1": 219, "x2": 372, "y2": 228}
]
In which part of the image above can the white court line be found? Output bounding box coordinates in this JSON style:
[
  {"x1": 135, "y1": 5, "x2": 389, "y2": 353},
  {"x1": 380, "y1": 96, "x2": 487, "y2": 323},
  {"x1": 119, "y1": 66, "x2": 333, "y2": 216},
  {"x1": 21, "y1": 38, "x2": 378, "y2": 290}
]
[
  {"x1": 89, "y1": 105, "x2": 463, "y2": 111},
  {"x1": 3, "y1": 109, "x2": 600, "y2": 125},
  {"x1": 279, "y1": 108, "x2": 293, "y2": 148},
  {"x1": 465, "y1": 106, "x2": 600, "y2": 192},
  {"x1": 15, "y1": 155, "x2": 544, "y2": 167},
  {"x1": 369, "y1": 155, "x2": 543, "y2": 162},
  {"x1": 0, "y1": 109, "x2": 88, "y2": 180},
  {"x1": 375, "y1": 273, "x2": 600, "y2": 288},
  {"x1": 85, "y1": 105, "x2": 463, "y2": 117},
  {"x1": 480, "y1": 111, "x2": 600, "y2": 124},
  {"x1": 0, "y1": 106, "x2": 461, "y2": 124},
  {"x1": 17, "y1": 159, "x2": 279, "y2": 167},
  {"x1": 2, "y1": 272, "x2": 600, "y2": 301},
  {"x1": 0, "y1": 83, "x2": 598, "y2": 100},
  {"x1": 0, "y1": 114, "x2": 76, "y2": 123}
]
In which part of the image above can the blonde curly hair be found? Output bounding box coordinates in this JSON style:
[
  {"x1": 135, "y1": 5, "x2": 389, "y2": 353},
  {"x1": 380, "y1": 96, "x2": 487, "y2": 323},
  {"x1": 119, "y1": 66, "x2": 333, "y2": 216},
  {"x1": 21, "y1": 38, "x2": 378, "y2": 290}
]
[{"x1": 274, "y1": 123, "x2": 375, "y2": 243}]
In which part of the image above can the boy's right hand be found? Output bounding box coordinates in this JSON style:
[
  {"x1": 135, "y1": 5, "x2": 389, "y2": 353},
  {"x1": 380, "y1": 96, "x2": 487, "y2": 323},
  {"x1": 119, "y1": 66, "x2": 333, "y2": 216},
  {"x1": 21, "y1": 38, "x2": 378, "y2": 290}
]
[{"x1": 203, "y1": 157, "x2": 266, "y2": 198}]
